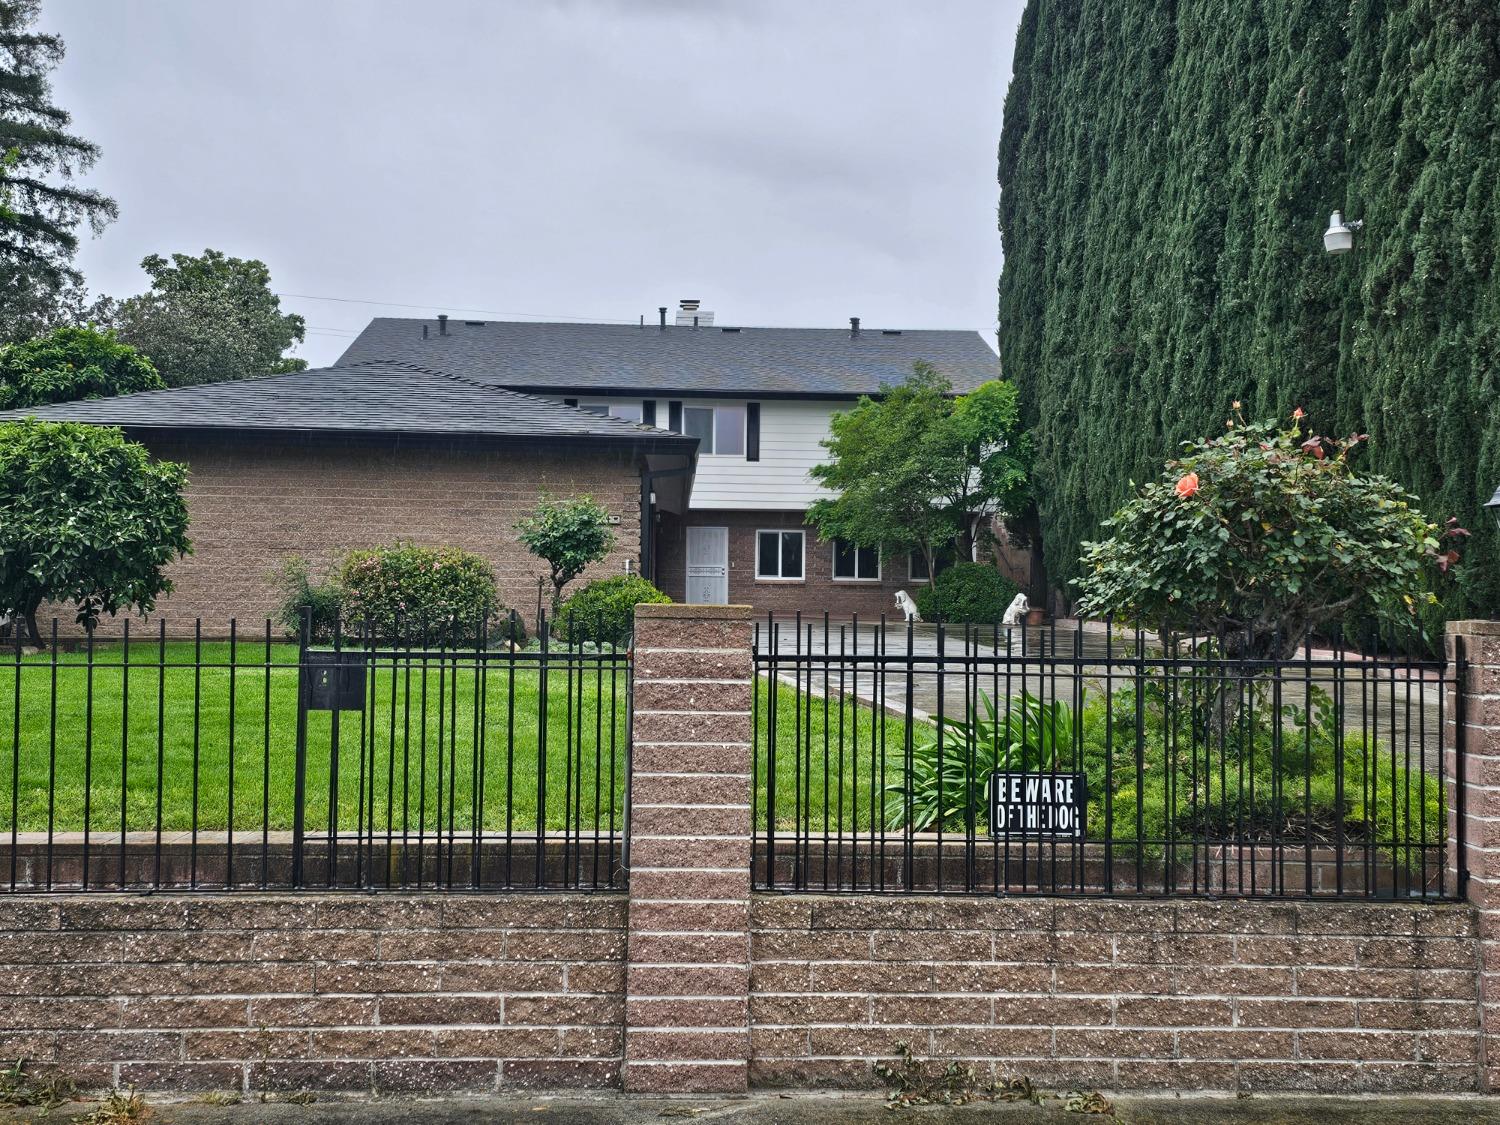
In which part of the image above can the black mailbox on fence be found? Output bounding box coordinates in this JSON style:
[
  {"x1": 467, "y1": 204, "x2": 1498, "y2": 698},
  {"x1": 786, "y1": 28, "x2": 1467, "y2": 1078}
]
[{"x1": 301, "y1": 650, "x2": 369, "y2": 711}]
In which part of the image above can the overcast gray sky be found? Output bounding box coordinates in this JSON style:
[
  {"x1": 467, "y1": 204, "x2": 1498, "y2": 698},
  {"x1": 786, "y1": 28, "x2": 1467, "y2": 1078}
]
[{"x1": 44, "y1": 0, "x2": 1023, "y2": 368}]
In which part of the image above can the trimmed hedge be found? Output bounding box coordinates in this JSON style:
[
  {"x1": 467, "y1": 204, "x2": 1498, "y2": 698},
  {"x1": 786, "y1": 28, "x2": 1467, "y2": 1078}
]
[
  {"x1": 915, "y1": 562, "x2": 1020, "y2": 625},
  {"x1": 335, "y1": 543, "x2": 499, "y2": 642},
  {"x1": 553, "y1": 574, "x2": 670, "y2": 646}
]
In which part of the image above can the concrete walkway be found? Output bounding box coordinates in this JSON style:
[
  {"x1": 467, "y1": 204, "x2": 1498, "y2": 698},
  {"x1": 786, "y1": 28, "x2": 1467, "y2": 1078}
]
[{"x1": 10, "y1": 1092, "x2": 1497, "y2": 1124}]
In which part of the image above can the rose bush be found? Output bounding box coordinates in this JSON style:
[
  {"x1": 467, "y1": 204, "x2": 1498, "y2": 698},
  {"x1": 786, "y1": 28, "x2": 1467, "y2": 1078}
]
[{"x1": 1078, "y1": 407, "x2": 1466, "y2": 658}]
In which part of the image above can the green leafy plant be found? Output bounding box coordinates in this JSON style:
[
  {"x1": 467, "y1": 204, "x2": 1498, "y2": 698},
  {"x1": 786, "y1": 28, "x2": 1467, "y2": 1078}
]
[
  {"x1": 553, "y1": 573, "x2": 670, "y2": 646},
  {"x1": 915, "y1": 562, "x2": 1020, "y2": 624},
  {"x1": 0, "y1": 420, "x2": 190, "y2": 647},
  {"x1": 885, "y1": 690, "x2": 1065, "y2": 831},
  {"x1": 808, "y1": 366, "x2": 1030, "y2": 578},
  {"x1": 335, "y1": 543, "x2": 499, "y2": 643},
  {"x1": 0, "y1": 326, "x2": 162, "y2": 410},
  {"x1": 0, "y1": 1057, "x2": 76, "y2": 1109},
  {"x1": 1079, "y1": 409, "x2": 1466, "y2": 660},
  {"x1": 272, "y1": 556, "x2": 342, "y2": 643},
  {"x1": 515, "y1": 495, "x2": 616, "y2": 614}
]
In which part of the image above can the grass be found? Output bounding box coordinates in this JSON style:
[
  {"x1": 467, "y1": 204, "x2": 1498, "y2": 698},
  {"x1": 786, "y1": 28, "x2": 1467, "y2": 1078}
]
[
  {"x1": 756, "y1": 674, "x2": 911, "y2": 833},
  {"x1": 0, "y1": 640, "x2": 629, "y2": 834}
]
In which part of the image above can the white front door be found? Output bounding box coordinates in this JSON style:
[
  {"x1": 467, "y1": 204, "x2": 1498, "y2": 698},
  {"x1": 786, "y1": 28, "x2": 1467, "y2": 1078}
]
[{"x1": 685, "y1": 526, "x2": 730, "y2": 605}]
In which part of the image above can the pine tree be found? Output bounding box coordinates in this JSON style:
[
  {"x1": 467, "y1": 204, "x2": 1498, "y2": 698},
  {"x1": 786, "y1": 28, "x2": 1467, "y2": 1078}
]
[{"x1": 0, "y1": 0, "x2": 116, "y2": 342}]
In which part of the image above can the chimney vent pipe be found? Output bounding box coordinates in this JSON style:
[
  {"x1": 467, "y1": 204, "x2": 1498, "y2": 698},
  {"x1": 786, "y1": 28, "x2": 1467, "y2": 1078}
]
[
  {"x1": 437, "y1": 314, "x2": 448, "y2": 336},
  {"x1": 850, "y1": 316, "x2": 860, "y2": 338},
  {"x1": 658, "y1": 306, "x2": 667, "y2": 330}
]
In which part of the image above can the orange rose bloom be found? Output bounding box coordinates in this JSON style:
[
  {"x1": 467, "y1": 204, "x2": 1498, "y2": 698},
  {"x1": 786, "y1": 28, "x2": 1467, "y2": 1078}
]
[{"x1": 1175, "y1": 472, "x2": 1200, "y2": 498}]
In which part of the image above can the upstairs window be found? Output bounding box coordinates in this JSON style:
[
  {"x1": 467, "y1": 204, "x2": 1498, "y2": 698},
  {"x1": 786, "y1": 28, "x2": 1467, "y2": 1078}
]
[
  {"x1": 577, "y1": 401, "x2": 643, "y2": 422},
  {"x1": 682, "y1": 404, "x2": 746, "y2": 456},
  {"x1": 833, "y1": 539, "x2": 880, "y2": 581},
  {"x1": 756, "y1": 530, "x2": 804, "y2": 580}
]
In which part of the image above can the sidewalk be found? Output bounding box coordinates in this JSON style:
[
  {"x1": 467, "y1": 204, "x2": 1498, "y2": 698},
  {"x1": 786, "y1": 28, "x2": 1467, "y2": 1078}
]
[{"x1": 13, "y1": 1092, "x2": 1496, "y2": 1124}]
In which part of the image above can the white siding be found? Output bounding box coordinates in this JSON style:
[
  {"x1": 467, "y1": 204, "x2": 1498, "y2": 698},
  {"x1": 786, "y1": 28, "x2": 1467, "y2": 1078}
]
[
  {"x1": 689, "y1": 399, "x2": 838, "y2": 510},
  {"x1": 540, "y1": 396, "x2": 844, "y2": 512}
]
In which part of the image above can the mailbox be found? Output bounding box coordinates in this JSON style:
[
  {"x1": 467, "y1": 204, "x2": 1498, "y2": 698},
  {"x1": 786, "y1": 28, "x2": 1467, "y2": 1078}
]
[{"x1": 301, "y1": 650, "x2": 368, "y2": 711}]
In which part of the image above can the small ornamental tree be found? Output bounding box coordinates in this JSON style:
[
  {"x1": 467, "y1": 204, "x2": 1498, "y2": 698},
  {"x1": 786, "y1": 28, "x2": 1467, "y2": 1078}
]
[
  {"x1": 515, "y1": 496, "x2": 615, "y2": 615},
  {"x1": 1078, "y1": 407, "x2": 1468, "y2": 659},
  {"x1": 0, "y1": 325, "x2": 163, "y2": 409},
  {"x1": 0, "y1": 420, "x2": 190, "y2": 646},
  {"x1": 808, "y1": 365, "x2": 1029, "y2": 577}
]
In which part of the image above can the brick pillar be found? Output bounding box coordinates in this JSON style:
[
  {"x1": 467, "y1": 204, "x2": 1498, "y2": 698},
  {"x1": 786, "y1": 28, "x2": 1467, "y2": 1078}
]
[
  {"x1": 624, "y1": 604, "x2": 755, "y2": 1094},
  {"x1": 1448, "y1": 619, "x2": 1500, "y2": 1090}
]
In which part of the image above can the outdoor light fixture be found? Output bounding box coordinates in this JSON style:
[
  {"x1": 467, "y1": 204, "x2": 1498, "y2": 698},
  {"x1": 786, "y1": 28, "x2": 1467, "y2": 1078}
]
[
  {"x1": 1487, "y1": 482, "x2": 1500, "y2": 534},
  {"x1": 1323, "y1": 210, "x2": 1364, "y2": 254}
]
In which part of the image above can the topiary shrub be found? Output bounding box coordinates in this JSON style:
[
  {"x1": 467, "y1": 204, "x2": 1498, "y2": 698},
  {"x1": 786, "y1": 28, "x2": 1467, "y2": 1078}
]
[
  {"x1": 273, "y1": 556, "x2": 342, "y2": 643},
  {"x1": 915, "y1": 562, "x2": 1019, "y2": 624},
  {"x1": 553, "y1": 574, "x2": 670, "y2": 646},
  {"x1": 335, "y1": 543, "x2": 500, "y2": 642}
]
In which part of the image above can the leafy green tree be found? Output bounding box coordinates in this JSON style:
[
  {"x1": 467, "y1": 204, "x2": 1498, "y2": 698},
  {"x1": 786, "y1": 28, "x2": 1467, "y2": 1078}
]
[
  {"x1": 998, "y1": 0, "x2": 1500, "y2": 617},
  {"x1": 99, "y1": 250, "x2": 307, "y2": 386},
  {"x1": 807, "y1": 365, "x2": 1029, "y2": 578},
  {"x1": 1077, "y1": 409, "x2": 1466, "y2": 659},
  {"x1": 0, "y1": 420, "x2": 190, "y2": 647},
  {"x1": 0, "y1": 325, "x2": 162, "y2": 409},
  {"x1": 515, "y1": 496, "x2": 616, "y2": 615},
  {"x1": 0, "y1": 1, "x2": 118, "y2": 343}
]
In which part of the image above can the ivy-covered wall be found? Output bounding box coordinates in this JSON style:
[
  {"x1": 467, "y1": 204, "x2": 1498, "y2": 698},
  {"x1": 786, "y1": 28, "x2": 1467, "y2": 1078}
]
[{"x1": 998, "y1": 0, "x2": 1500, "y2": 617}]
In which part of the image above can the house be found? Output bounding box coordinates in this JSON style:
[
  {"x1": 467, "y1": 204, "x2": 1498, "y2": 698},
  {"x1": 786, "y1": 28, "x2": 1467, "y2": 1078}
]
[
  {"x1": 5, "y1": 304, "x2": 1000, "y2": 630},
  {"x1": 335, "y1": 303, "x2": 1000, "y2": 618},
  {"x1": 1, "y1": 360, "x2": 696, "y2": 633}
]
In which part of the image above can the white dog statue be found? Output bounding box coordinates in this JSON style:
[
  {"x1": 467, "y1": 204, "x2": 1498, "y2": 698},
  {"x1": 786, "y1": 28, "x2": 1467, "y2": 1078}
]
[
  {"x1": 894, "y1": 590, "x2": 922, "y2": 623},
  {"x1": 1002, "y1": 592, "x2": 1030, "y2": 627}
]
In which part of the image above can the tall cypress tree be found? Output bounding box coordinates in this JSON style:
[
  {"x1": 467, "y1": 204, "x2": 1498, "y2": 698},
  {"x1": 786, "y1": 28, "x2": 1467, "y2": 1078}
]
[
  {"x1": 0, "y1": 0, "x2": 116, "y2": 342},
  {"x1": 999, "y1": 0, "x2": 1500, "y2": 617}
]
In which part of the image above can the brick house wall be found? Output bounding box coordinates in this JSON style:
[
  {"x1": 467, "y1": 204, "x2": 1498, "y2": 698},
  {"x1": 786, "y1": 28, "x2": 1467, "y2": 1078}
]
[
  {"x1": 55, "y1": 436, "x2": 644, "y2": 637},
  {"x1": 655, "y1": 510, "x2": 922, "y2": 620}
]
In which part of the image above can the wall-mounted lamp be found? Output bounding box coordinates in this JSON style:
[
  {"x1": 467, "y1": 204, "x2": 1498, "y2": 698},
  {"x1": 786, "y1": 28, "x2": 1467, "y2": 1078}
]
[
  {"x1": 1486, "y1": 483, "x2": 1500, "y2": 534},
  {"x1": 1323, "y1": 210, "x2": 1364, "y2": 254}
]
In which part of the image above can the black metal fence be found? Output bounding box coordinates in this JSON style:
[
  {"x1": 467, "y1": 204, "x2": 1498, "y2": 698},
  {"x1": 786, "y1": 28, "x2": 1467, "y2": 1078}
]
[
  {"x1": 1, "y1": 612, "x2": 630, "y2": 893},
  {"x1": 752, "y1": 614, "x2": 1461, "y2": 901}
]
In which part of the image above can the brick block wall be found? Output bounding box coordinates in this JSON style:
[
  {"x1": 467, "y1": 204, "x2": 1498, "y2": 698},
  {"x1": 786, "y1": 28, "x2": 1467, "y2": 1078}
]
[
  {"x1": 1448, "y1": 619, "x2": 1500, "y2": 1088},
  {"x1": 748, "y1": 896, "x2": 1482, "y2": 1093},
  {"x1": 53, "y1": 436, "x2": 642, "y2": 637},
  {"x1": 0, "y1": 894, "x2": 626, "y2": 1094},
  {"x1": 624, "y1": 604, "x2": 755, "y2": 1093}
]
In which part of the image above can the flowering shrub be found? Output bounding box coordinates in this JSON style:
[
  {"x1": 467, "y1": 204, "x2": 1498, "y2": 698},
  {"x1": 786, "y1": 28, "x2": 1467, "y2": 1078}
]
[
  {"x1": 1078, "y1": 408, "x2": 1466, "y2": 657},
  {"x1": 334, "y1": 543, "x2": 499, "y2": 642}
]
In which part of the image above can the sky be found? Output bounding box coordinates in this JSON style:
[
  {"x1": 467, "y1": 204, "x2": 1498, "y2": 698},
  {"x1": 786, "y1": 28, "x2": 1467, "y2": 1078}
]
[{"x1": 42, "y1": 0, "x2": 1025, "y2": 368}]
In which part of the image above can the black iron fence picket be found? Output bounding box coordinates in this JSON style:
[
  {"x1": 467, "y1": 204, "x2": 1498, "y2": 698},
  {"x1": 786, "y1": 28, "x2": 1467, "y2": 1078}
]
[
  {"x1": 0, "y1": 610, "x2": 629, "y2": 893},
  {"x1": 752, "y1": 613, "x2": 1460, "y2": 901}
]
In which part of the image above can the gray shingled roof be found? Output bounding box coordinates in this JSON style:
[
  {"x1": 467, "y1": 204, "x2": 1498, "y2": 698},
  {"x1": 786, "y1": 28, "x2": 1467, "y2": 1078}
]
[
  {"x1": 335, "y1": 318, "x2": 999, "y2": 397},
  {"x1": 0, "y1": 360, "x2": 695, "y2": 446}
]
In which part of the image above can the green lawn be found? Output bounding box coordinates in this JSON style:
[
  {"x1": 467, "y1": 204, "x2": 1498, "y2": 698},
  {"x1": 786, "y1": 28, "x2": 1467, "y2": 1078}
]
[
  {"x1": 0, "y1": 641, "x2": 913, "y2": 836},
  {"x1": 0, "y1": 640, "x2": 629, "y2": 834},
  {"x1": 756, "y1": 675, "x2": 911, "y2": 834}
]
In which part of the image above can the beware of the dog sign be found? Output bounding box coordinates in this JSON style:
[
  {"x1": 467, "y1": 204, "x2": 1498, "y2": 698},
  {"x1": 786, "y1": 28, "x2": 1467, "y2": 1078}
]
[{"x1": 987, "y1": 772, "x2": 1087, "y2": 839}]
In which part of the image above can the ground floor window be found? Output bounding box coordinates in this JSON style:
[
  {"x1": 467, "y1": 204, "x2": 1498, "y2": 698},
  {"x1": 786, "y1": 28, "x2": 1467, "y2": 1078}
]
[
  {"x1": 908, "y1": 550, "x2": 954, "y2": 583},
  {"x1": 832, "y1": 539, "x2": 880, "y2": 581},
  {"x1": 756, "y1": 529, "x2": 804, "y2": 579}
]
